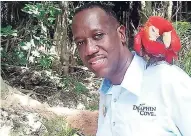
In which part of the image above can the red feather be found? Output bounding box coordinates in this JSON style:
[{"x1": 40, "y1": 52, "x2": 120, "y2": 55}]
[
  {"x1": 133, "y1": 16, "x2": 181, "y2": 64},
  {"x1": 146, "y1": 16, "x2": 173, "y2": 35},
  {"x1": 134, "y1": 29, "x2": 143, "y2": 56}
]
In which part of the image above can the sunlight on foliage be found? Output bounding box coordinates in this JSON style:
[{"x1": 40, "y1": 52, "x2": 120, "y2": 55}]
[
  {"x1": 173, "y1": 21, "x2": 191, "y2": 76},
  {"x1": 1, "y1": 2, "x2": 62, "y2": 68},
  {"x1": 0, "y1": 25, "x2": 17, "y2": 37},
  {"x1": 43, "y1": 117, "x2": 78, "y2": 136},
  {"x1": 61, "y1": 75, "x2": 88, "y2": 94}
]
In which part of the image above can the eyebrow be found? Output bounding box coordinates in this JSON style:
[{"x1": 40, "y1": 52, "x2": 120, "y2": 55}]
[
  {"x1": 73, "y1": 37, "x2": 79, "y2": 42},
  {"x1": 73, "y1": 29, "x2": 105, "y2": 41}
]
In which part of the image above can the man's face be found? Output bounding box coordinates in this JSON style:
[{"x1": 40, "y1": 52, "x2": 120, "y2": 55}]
[{"x1": 72, "y1": 8, "x2": 125, "y2": 78}]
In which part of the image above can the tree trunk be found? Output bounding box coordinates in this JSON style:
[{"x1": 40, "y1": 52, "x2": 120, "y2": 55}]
[
  {"x1": 179, "y1": 1, "x2": 182, "y2": 20},
  {"x1": 1, "y1": 76, "x2": 10, "y2": 99},
  {"x1": 185, "y1": 2, "x2": 188, "y2": 20},
  {"x1": 140, "y1": 1, "x2": 152, "y2": 24},
  {"x1": 166, "y1": 1, "x2": 173, "y2": 21},
  {"x1": 54, "y1": 1, "x2": 70, "y2": 74}
]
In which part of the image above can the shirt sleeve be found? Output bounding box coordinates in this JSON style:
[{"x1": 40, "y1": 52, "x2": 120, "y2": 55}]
[{"x1": 169, "y1": 66, "x2": 191, "y2": 136}]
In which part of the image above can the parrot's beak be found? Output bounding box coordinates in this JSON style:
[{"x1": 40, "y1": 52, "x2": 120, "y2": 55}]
[
  {"x1": 156, "y1": 36, "x2": 164, "y2": 44},
  {"x1": 162, "y1": 31, "x2": 171, "y2": 48}
]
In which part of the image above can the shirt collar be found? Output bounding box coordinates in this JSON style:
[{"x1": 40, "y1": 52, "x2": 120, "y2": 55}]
[
  {"x1": 121, "y1": 53, "x2": 146, "y2": 96},
  {"x1": 99, "y1": 52, "x2": 146, "y2": 96},
  {"x1": 99, "y1": 78, "x2": 112, "y2": 94}
]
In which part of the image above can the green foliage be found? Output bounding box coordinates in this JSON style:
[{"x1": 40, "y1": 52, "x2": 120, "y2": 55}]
[
  {"x1": 74, "y1": 82, "x2": 88, "y2": 94},
  {"x1": 0, "y1": 2, "x2": 64, "y2": 69},
  {"x1": 14, "y1": 49, "x2": 28, "y2": 65},
  {"x1": 43, "y1": 117, "x2": 78, "y2": 136},
  {"x1": 38, "y1": 54, "x2": 53, "y2": 69},
  {"x1": 183, "y1": 49, "x2": 191, "y2": 76},
  {"x1": 173, "y1": 21, "x2": 191, "y2": 76},
  {"x1": 61, "y1": 76, "x2": 88, "y2": 94},
  {"x1": 0, "y1": 25, "x2": 24, "y2": 66},
  {"x1": 0, "y1": 25, "x2": 17, "y2": 37},
  {"x1": 1, "y1": 2, "x2": 63, "y2": 69},
  {"x1": 1, "y1": 43, "x2": 28, "y2": 66},
  {"x1": 22, "y1": 2, "x2": 61, "y2": 27},
  {"x1": 85, "y1": 95, "x2": 99, "y2": 111},
  {"x1": 21, "y1": 2, "x2": 62, "y2": 69},
  {"x1": 75, "y1": 54, "x2": 84, "y2": 66},
  {"x1": 174, "y1": 21, "x2": 191, "y2": 37},
  {"x1": 86, "y1": 104, "x2": 99, "y2": 111}
]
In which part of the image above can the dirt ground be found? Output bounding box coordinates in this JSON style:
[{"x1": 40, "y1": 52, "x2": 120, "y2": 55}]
[{"x1": 0, "y1": 67, "x2": 100, "y2": 136}]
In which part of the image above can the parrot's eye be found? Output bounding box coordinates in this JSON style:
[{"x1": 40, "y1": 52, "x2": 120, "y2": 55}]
[{"x1": 152, "y1": 27, "x2": 155, "y2": 32}]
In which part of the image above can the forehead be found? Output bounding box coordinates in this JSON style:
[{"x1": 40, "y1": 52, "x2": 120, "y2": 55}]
[{"x1": 72, "y1": 8, "x2": 111, "y2": 36}]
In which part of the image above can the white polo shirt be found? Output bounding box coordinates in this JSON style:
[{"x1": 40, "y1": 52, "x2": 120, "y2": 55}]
[{"x1": 96, "y1": 53, "x2": 191, "y2": 136}]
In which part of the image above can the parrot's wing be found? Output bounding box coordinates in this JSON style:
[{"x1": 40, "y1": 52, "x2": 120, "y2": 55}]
[
  {"x1": 170, "y1": 29, "x2": 181, "y2": 52},
  {"x1": 165, "y1": 50, "x2": 177, "y2": 64},
  {"x1": 142, "y1": 34, "x2": 167, "y2": 56},
  {"x1": 164, "y1": 29, "x2": 181, "y2": 64}
]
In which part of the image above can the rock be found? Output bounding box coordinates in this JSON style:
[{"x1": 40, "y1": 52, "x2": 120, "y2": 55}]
[{"x1": 0, "y1": 108, "x2": 46, "y2": 136}]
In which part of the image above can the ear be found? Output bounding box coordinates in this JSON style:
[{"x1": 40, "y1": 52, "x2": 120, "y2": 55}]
[{"x1": 117, "y1": 25, "x2": 126, "y2": 44}]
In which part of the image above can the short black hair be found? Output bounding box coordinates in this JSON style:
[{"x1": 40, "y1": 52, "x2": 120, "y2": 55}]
[{"x1": 74, "y1": 2, "x2": 119, "y2": 24}]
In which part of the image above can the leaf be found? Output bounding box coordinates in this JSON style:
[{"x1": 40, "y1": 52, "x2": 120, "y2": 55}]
[
  {"x1": 20, "y1": 42, "x2": 31, "y2": 50},
  {"x1": 41, "y1": 23, "x2": 47, "y2": 32},
  {"x1": 33, "y1": 35, "x2": 40, "y2": 41},
  {"x1": 19, "y1": 42, "x2": 25, "y2": 47},
  {"x1": 30, "y1": 39, "x2": 35, "y2": 47},
  {"x1": 1, "y1": 26, "x2": 11, "y2": 33},
  {"x1": 39, "y1": 10, "x2": 46, "y2": 17},
  {"x1": 74, "y1": 82, "x2": 88, "y2": 94},
  {"x1": 50, "y1": 9, "x2": 54, "y2": 16},
  {"x1": 6, "y1": 25, "x2": 12, "y2": 31},
  {"x1": 0, "y1": 33, "x2": 7, "y2": 37},
  {"x1": 31, "y1": 50, "x2": 40, "y2": 57},
  {"x1": 38, "y1": 55, "x2": 52, "y2": 69},
  {"x1": 48, "y1": 17, "x2": 56, "y2": 24},
  {"x1": 11, "y1": 33, "x2": 17, "y2": 37}
]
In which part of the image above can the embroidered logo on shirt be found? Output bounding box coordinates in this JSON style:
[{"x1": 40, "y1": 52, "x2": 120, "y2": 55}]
[{"x1": 133, "y1": 104, "x2": 156, "y2": 116}]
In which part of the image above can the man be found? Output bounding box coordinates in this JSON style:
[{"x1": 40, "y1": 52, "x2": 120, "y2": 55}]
[{"x1": 72, "y1": 3, "x2": 191, "y2": 136}]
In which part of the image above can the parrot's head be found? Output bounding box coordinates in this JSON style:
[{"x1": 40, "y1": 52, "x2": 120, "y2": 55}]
[
  {"x1": 134, "y1": 16, "x2": 181, "y2": 64},
  {"x1": 144, "y1": 16, "x2": 173, "y2": 49}
]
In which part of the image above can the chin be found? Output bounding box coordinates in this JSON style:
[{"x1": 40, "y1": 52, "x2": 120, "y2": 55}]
[{"x1": 93, "y1": 69, "x2": 109, "y2": 79}]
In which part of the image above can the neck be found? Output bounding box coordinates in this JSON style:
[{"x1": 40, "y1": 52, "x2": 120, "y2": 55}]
[{"x1": 110, "y1": 49, "x2": 133, "y2": 85}]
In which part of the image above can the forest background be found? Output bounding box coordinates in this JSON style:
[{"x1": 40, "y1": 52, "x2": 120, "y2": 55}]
[{"x1": 1, "y1": 1, "x2": 191, "y2": 136}]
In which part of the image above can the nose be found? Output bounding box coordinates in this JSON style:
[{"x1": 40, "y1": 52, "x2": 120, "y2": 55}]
[{"x1": 85, "y1": 38, "x2": 99, "y2": 56}]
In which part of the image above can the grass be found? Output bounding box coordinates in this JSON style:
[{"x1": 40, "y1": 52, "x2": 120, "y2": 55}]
[{"x1": 43, "y1": 117, "x2": 79, "y2": 136}]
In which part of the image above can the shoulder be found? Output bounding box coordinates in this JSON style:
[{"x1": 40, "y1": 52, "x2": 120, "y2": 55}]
[
  {"x1": 145, "y1": 62, "x2": 191, "y2": 83},
  {"x1": 146, "y1": 62, "x2": 191, "y2": 101},
  {"x1": 144, "y1": 62, "x2": 191, "y2": 98}
]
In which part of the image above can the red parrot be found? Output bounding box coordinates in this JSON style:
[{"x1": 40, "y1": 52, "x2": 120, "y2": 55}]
[{"x1": 134, "y1": 16, "x2": 181, "y2": 64}]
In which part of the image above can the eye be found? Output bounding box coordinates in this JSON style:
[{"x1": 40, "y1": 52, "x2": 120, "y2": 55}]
[
  {"x1": 94, "y1": 33, "x2": 104, "y2": 40},
  {"x1": 76, "y1": 40, "x2": 85, "y2": 46},
  {"x1": 152, "y1": 27, "x2": 155, "y2": 32}
]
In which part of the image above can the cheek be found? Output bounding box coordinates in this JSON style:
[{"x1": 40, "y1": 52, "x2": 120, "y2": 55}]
[
  {"x1": 78, "y1": 48, "x2": 86, "y2": 62},
  {"x1": 106, "y1": 40, "x2": 121, "y2": 68},
  {"x1": 79, "y1": 50, "x2": 91, "y2": 68}
]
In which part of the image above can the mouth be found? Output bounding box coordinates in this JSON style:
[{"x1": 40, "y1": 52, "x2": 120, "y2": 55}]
[{"x1": 87, "y1": 56, "x2": 106, "y2": 71}]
